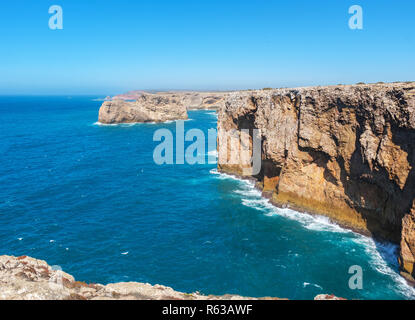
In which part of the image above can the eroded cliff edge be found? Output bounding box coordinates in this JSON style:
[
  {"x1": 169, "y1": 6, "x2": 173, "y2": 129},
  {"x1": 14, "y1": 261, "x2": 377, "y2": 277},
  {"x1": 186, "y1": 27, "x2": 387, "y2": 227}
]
[
  {"x1": 0, "y1": 255, "x2": 274, "y2": 300},
  {"x1": 217, "y1": 82, "x2": 415, "y2": 283},
  {"x1": 98, "y1": 91, "x2": 228, "y2": 124}
]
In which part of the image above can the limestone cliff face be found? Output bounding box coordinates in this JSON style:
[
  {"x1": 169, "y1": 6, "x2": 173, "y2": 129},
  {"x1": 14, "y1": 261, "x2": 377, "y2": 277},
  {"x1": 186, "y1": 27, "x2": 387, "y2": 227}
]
[
  {"x1": 98, "y1": 93, "x2": 188, "y2": 124},
  {"x1": 217, "y1": 83, "x2": 415, "y2": 282},
  {"x1": 110, "y1": 91, "x2": 229, "y2": 111},
  {"x1": 0, "y1": 255, "x2": 344, "y2": 300},
  {"x1": 181, "y1": 92, "x2": 229, "y2": 110}
]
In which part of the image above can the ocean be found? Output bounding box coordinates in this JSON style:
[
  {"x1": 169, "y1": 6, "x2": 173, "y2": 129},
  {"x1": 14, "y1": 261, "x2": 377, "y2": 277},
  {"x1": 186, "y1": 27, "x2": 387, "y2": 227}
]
[{"x1": 0, "y1": 95, "x2": 414, "y2": 300}]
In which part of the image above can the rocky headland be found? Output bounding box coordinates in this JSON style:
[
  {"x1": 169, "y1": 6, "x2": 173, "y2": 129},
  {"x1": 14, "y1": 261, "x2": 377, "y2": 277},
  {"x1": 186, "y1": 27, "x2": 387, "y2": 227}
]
[
  {"x1": 112, "y1": 90, "x2": 229, "y2": 110},
  {"x1": 217, "y1": 82, "x2": 415, "y2": 283},
  {"x1": 180, "y1": 91, "x2": 229, "y2": 110},
  {"x1": 0, "y1": 255, "x2": 343, "y2": 300},
  {"x1": 98, "y1": 91, "x2": 229, "y2": 124}
]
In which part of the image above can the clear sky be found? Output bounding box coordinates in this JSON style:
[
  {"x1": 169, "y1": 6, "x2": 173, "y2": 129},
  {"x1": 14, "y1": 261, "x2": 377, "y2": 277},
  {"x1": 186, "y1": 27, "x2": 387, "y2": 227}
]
[{"x1": 0, "y1": 0, "x2": 414, "y2": 95}]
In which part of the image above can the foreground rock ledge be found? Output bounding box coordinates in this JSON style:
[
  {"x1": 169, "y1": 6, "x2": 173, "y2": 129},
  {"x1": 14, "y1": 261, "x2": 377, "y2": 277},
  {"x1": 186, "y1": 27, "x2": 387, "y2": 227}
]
[
  {"x1": 217, "y1": 82, "x2": 415, "y2": 283},
  {"x1": 0, "y1": 255, "x2": 342, "y2": 300},
  {"x1": 111, "y1": 90, "x2": 229, "y2": 110},
  {"x1": 98, "y1": 94, "x2": 189, "y2": 124},
  {"x1": 97, "y1": 91, "x2": 229, "y2": 124}
]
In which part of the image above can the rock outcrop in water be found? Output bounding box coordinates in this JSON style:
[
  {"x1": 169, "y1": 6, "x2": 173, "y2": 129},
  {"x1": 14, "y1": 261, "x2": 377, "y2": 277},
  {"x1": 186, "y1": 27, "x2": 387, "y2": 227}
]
[
  {"x1": 217, "y1": 82, "x2": 415, "y2": 283},
  {"x1": 0, "y1": 255, "x2": 345, "y2": 300},
  {"x1": 98, "y1": 94, "x2": 188, "y2": 124}
]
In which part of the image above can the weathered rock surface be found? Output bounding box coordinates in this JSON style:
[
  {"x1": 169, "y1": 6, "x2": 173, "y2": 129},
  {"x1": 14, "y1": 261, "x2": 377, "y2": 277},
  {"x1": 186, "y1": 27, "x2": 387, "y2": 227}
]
[
  {"x1": 112, "y1": 90, "x2": 229, "y2": 110},
  {"x1": 98, "y1": 94, "x2": 188, "y2": 124},
  {"x1": 0, "y1": 255, "x2": 278, "y2": 300},
  {"x1": 181, "y1": 92, "x2": 229, "y2": 110},
  {"x1": 217, "y1": 82, "x2": 415, "y2": 282},
  {"x1": 112, "y1": 90, "x2": 151, "y2": 100}
]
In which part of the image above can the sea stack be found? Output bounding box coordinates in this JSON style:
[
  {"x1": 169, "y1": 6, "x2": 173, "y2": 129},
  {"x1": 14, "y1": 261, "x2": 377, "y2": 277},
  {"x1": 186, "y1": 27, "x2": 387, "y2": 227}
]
[
  {"x1": 98, "y1": 93, "x2": 188, "y2": 124},
  {"x1": 217, "y1": 82, "x2": 415, "y2": 283}
]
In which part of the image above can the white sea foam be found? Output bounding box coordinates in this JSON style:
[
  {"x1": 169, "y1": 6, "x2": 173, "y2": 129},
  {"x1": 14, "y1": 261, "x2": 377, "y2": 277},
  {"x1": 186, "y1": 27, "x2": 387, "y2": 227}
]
[
  {"x1": 234, "y1": 188, "x2": 261, "y2": 197},
  {"x1": 210, "y1": 168, "x2": 415, "y2": 298},
  {"x1": 209, "y1": 169, "x2": 253, "y2": 187},
  {"x1": 352, "y1": 236, "x2": 415, "y2": 299},
  {"x1": 268, "y1": 207, "x2": 351, "y2": 234},
  {"x1": 209, "y1": 168, "x2": 239, "y2": 181},
  {"x1": 93, "y1": 121, "x2": 117, "y2": 126},
  {"x1": 242, "y1": 198, "x2": 276, "y2": 212},
  {"x1": 212, "y1": 169, "x2": 350, "y2": 234},
  {"x1": 93, "y1": 121, "x2": 156, "y2": 127}
]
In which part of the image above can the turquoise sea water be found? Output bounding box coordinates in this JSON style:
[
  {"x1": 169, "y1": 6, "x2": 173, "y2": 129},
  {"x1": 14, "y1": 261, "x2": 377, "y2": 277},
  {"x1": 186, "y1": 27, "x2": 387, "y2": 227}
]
[{"x1": 0, "y1": 96, "x2": 414, "y2": 300}]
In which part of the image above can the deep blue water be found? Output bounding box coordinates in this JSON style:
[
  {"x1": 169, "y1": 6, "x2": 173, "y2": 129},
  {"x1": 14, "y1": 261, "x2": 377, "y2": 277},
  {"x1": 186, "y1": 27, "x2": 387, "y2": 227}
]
[{"x1": 0, "y1": 96, "x2": 414, "y2": 300}]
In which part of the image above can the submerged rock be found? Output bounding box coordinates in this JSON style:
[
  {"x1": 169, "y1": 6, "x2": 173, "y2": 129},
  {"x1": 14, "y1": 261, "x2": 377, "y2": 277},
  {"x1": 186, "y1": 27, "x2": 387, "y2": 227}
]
[{"x1": 217, "y1": 82, "x2": 415, "y2": 283}]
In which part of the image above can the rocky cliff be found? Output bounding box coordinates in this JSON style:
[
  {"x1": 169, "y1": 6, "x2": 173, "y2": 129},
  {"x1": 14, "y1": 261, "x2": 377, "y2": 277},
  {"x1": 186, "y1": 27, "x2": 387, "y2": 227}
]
[
  {"x1": 98, "y1": 93, "x2": 188, "y2": 124},
  {"x1": 217, "y1": 82, "x2": 415, "y2": 283},
  {"x1": 0, "y1": 255, "x2": 343, "y2": 300},
  {"x1": 98, "y1": 91, "x2": 231, "y2": 124}
]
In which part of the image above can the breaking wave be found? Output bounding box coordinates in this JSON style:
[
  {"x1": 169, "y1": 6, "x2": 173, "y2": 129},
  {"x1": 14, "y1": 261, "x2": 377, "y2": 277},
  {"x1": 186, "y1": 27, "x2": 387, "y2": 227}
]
[{"x1": 210, "y1": 168, "x2": 415, "y2": 299}]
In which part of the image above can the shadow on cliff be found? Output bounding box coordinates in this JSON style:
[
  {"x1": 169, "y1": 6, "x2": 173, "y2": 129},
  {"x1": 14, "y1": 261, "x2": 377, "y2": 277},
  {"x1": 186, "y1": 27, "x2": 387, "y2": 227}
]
[{"x1": 338, "y1": 112, "x2": 415, "y2": 248}]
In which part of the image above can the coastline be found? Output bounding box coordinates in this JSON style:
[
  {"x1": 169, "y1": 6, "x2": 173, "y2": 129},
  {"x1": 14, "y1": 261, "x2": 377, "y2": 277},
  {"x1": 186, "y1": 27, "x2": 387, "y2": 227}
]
[
  {"x1": 1, "y1": 97, "x2": 414, "y2": 300},
  {"x1": 215, "y1": 167, "x2": 377, "y2": 238},
  {"x1": 217, "y1": 83, "x2": 415, "y2": 283},
  {"x1": 213, "y1": 167, "x2": 415, "y2": 295}
]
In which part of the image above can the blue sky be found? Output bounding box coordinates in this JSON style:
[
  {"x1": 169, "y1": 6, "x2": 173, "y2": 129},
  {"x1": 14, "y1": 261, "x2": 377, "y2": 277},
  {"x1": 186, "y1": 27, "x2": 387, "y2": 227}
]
[{"x1": 0, "y1": 0, "x2": 414, "y2": 94}]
